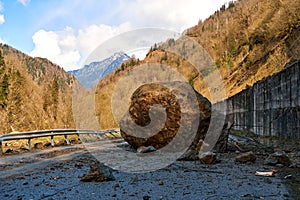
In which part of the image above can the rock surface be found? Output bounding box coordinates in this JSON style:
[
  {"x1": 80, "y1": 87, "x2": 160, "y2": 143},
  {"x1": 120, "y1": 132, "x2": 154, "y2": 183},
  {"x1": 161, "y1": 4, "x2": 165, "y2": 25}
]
[
  {"x1": 235, "y1": 151, "x2": 256, "y2": 163},
  {"x1": 120, "y1": 82, "x2": 228, "y2": 159},
  {"x1": 80, "y1": 161, "x2": 115, "y2": 182}
]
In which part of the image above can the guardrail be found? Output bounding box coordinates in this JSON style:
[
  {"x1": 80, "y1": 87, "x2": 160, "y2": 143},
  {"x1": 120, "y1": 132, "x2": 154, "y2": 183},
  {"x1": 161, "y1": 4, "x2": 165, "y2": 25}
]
[{"x1": 0, "y1": 129, "x2": 120, "y2": 155}]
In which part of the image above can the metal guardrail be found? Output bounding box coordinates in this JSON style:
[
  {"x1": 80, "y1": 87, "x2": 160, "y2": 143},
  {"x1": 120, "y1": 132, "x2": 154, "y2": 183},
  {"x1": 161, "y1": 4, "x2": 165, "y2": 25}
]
[{"x1": 0, "y1": 129, "x2": 120, "y2": 155}]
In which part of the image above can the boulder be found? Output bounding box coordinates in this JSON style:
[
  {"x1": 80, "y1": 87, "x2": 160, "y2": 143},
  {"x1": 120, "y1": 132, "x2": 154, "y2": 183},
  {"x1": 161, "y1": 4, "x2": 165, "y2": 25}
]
[
  {"x1": 80, "y1": 161, "x2": 115, "y2": 182},
  {"x1": 120, "y1": 82, "x2": 228, "y2": 160},
  {"x1": 235, "y1": 151, "x2": 256, "y2": 163}
]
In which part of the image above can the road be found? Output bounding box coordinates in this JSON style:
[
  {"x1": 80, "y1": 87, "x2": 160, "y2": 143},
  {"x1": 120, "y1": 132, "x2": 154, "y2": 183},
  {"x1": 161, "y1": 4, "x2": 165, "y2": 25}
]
[{"x1": 0, "y1": 140, "x2": 294, "y2": 200}]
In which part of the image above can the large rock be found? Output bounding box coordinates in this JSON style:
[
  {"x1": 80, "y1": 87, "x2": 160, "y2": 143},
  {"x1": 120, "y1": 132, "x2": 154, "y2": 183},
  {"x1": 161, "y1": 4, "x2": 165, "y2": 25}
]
[{"x1": 120, "y1": 82, "x2": 228, "y2": 159}]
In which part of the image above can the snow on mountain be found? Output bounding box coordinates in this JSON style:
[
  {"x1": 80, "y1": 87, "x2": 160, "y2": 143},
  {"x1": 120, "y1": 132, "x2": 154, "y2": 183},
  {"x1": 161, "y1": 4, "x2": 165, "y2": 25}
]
[{"x1": 68, "y1": 52, "x2": 130, "y2": 89}]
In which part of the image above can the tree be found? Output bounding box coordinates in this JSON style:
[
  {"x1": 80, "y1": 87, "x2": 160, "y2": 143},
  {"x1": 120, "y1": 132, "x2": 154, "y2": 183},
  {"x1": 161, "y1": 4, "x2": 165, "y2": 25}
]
[
  {"x1": 0, "y1": 50, "x2": 5, "y2": 75},
  {"x1": 220, "y1": 4, "x2": 226, "y2": 11},
  {"x1": 0, "y1": 73, "x2": 9, "y2": 107},
  {"x1": 7, "y1": 70, "x2": 24, "y2": 124},
  {"x1": 0, "y1": 51, "x2": 5, "y2": 67}
]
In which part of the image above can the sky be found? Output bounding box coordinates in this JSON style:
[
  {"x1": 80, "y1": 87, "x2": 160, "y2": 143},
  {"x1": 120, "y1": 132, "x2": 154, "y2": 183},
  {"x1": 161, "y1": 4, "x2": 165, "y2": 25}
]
[{"x1": 0, "y1": 0, "x2": 230, "y2": 71}]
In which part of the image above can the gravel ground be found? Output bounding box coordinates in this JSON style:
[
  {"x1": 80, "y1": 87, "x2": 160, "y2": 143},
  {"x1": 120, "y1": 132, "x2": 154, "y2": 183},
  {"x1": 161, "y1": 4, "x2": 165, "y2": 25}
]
[{"x1": 0, "y1": 140, "x2": 296, "y2": 200}]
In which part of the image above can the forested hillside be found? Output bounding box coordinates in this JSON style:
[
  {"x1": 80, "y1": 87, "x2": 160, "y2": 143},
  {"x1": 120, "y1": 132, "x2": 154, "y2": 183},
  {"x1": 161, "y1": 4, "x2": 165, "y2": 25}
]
[
  {"x1": 0, "y1": 44, "x2": 75, "y2": 133},
  {"x1": 95, "y1": 0, "x2": 300, "y2": 129}
]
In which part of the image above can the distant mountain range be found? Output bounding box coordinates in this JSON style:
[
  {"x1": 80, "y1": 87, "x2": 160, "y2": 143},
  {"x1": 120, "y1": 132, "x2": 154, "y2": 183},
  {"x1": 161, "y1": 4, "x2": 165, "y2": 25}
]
[{"x1": 68, "y1": 52, "x2": 130, "y2": 89}]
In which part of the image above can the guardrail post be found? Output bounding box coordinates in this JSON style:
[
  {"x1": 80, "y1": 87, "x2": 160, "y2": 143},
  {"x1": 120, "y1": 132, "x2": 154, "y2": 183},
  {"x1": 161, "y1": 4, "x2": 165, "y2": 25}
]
[
  {"x1": 64, "y1": 134, "x2": 70, "y2": 145},
  {"x1": 28, "y1": 139, "x2": 31, "y2": 151},
  {"x1": 51, "y1": 136, "x2": 54, "y2": 147},
  {"x1": 0, "y1": 141, "x2": 2, "y2": 156}
]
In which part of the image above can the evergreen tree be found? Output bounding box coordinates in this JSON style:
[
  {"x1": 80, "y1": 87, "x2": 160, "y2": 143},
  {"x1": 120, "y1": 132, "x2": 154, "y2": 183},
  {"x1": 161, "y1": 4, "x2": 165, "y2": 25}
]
[
  {"x1": 0, "y1": 51, "x2": 5, "y2": 67},
  {"x1": 0, "y1": 73, "x2": 9, "y2": 107},
  {"x1": 0, "y1": 50, "x2": 5, "y2": 75}
]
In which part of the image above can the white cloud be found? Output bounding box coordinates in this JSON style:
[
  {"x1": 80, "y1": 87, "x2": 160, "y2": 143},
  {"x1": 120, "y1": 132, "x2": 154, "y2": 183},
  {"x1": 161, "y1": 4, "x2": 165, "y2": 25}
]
[
  {"x1": 29, "y1": 0, "x2": 229, "y2": 71},
  {"x1": 77, "y1": 22, "x2": 131, "y2": 59},
  {"x1": 30, "y1": 23, "x2": 131, "y2": 71},
  {"x1": 123, "y1": 0, "x2": 228, "y2": 32},
  {"x1": 17, "y1": 0, "x2": 30, "y2": 6},
  {"x1": 0, "y1": 37, "x2": 4, "y2": 44},
  {"x1": 0, "y1": 14, "x2": 4, "y2": 24},
  {"x1": 30, "y1": 28, "x2": 80, "y2": 71}
]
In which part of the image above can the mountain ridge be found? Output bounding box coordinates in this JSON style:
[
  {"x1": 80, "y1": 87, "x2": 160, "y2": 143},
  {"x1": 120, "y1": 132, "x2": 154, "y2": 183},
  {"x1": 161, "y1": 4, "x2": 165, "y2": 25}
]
[{"x1": 68, "y1": 52, "x2": 130, "y2": 89}]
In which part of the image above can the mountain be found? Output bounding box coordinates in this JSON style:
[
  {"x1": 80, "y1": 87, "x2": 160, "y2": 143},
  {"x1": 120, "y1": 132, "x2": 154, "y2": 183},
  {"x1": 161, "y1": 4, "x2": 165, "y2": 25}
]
[
  {"x1": 68, "y1": 52, "x2": 130, "y2": 89},
  {"x1": 0, "y1": 44, "x2": 75, "y2": 133},
  {"x1": 95, "y1": 0, "x2": 300, "y2": 129}
]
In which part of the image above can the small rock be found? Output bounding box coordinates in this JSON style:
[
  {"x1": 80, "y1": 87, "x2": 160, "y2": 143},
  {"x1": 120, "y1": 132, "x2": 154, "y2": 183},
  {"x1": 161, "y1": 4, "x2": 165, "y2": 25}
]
[
  {"x1": 178, "y1": 149, "x2": 199, "y2": 161},
  {"x1": 264, "y1": 152, "x2": 291, "y2": 166},
  {"x1": 34, "y1": 142, "x2": 44, "y2": 149},
  {"x1": 12, "y1": 142, "x2": 19, "y2": 147},
  {"x1": 75, "y1": 163, "x2": 83, "y2": 169},
  {"x1": 5, "y1": 148, "x2": 13, "y2": 153},
  {"x1": 235, "y1": 151, "x2": 256, "y2": 163},
  {"x1": 113, "y1": 183, "x2": 120, "y2": 191},
  {"x1": 143, "y1": 195, "x2": 151, "y2": 200},
  {"x1": 55, "y1": 141, "x2": 66, "y2": 146},
  {"x1": 137, "y1": 146, "x2": 156, "y2": 153},
  {"x1": 44, "y1": 142, "x2": 52, "y2": 147},
  {"x1": 20, "y1": 145, "x2": 30, "y2": 151},
  {"x1": 22, "y1": 182, "x2": 28, "y2": 185},
  {"x1": 284, "y1": 174, "x2": 292, "y2": 179},
  {"x1": 70, "y1": 138, "x2": 78, "y2": 144},
  {"x1": 276, "y1": 164, "x2": 284, "y2": 168},
  {"x1": 199, "y1": 152, "x2": 217, "y2": 164},
  {"x1": 80, "y1": 162, "x2": 115, "y2": 182},
  {"x1": 158, "y1": 180, "x2": 164, "y2": 185},
  {"x1": 296, "y1": 151, "x2": 300, "y2": 157}
]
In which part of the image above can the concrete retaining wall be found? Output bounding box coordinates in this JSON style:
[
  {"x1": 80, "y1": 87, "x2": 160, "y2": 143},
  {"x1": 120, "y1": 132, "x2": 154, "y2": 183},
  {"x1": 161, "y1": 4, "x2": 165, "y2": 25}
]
[{"x1": 221, "y1": 61, "x2": 300, "y2": 139}]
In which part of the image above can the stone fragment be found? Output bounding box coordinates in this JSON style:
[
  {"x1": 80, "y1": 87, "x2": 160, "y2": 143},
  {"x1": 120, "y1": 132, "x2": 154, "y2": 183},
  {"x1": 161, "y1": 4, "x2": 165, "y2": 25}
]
[
  {"x1": 199, "y1": 151, "x2": 217, "y2": 164},
  {"x1": 34, "y1": 142, "x2": 43, "y2": 149},
  {"x1": 137, "y1": 146, "x2": 156, "y2": 153},
  {"x1": 81, "y1": 162, "x2": 115, "y2": 182},
  {"x1": 264, "y1": 152, "x2": 291, "y2": 166},
  {"x1": 235, "y1": 151, "x2": 256, "y2": 163}
]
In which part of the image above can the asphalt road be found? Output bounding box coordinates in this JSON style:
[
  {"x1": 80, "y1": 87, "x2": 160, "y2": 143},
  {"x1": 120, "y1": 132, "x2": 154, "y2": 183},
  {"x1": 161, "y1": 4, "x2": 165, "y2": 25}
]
[{"x1": 0, "y1": 140, "x2": 293, "y2": 200}]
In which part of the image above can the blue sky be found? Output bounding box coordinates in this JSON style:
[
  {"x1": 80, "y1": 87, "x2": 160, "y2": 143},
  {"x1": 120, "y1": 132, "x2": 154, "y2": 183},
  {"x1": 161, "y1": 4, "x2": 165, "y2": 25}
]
[{"x1": 0, "y1": 0, "x2": 230, "y2": 71}]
